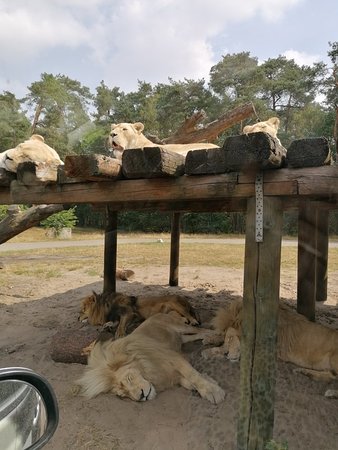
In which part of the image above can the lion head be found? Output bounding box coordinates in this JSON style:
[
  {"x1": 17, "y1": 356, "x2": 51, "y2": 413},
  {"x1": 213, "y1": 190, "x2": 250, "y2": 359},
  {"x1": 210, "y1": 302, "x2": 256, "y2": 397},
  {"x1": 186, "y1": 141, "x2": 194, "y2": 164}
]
[
  {"x1": 109, "y1": 366, "x2": 157, "y2": 401},
  {"x1": 243, "y1": 117, "x2": 281, "y2": 143},
  {"x1": 108, "y1": 122, "x2": 152, "y2": 158},
  {"x1": 0, "y1": 134, "x2": 64, "y2": 173},
  {"x1": 78, "y1": 291, "x2": 113, "y2": 326}
]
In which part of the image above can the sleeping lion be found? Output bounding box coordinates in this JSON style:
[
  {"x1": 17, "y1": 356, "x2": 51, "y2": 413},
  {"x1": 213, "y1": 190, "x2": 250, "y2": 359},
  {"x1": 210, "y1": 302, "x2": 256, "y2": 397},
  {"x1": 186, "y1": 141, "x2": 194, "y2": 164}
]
[
  {"x1": 76, "y1": 313, "x2": 225, "y2": 404},
  {"x1": 79, "y1": 291, "x2": 200, "y2": 338},
  {"x1": 242, "y1": 116, "x2": 282, "y2": 146},
  {"x1": 203, "y1": 300, "x2": 338, "y2": 383},
  {"x1": 0, "y1": 134, "x2": 64, "y2": 173},
  {"x1": 108, "y1": 122, "x2": 219, "y2": 159}
]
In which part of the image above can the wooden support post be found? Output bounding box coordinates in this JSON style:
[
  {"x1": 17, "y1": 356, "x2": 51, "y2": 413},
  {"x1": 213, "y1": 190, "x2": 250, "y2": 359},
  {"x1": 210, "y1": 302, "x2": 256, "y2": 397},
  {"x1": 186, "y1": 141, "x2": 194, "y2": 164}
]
[
  {"x1": 169, "y1": 212, "x2": 181, "y2": 286},
  {"x1": 237, "y1": 196, "x2": 283, "y2": 450},
  {"x1": 315, "y1": 209, "x2": 329, "y2": 302},
  {"x1": 103, "y1": 206, "x2": 118, "y2": 294},
  {"x1": 297, "y1": 201, "x2": 316, "y2": 320}
]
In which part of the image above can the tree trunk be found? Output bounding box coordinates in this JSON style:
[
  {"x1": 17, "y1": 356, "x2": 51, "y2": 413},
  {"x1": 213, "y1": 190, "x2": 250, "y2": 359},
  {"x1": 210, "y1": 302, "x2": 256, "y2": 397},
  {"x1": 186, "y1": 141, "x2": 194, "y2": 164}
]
[
  {"x1": 0, "y1": 204, "x2": 64, "y2": 244},
  {"x1": 162, "y1": 102, "x2": 256, "y2": 144}
]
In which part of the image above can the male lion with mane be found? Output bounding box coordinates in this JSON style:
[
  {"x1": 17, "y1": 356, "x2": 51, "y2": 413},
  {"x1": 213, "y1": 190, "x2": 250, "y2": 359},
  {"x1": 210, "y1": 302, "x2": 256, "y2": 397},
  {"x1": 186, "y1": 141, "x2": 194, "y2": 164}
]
[
  {"x1": 204, "y1": 300, "x2": 338, "y2": 387},
  {"x1": 108, "y1": 122, "x2": 219, "y2": 159},
  {"x1": 76, "y1": 313, "x2": 225, "y2": 404},
  {"x1": 79, "y1": 291, "x2": 200, "y2": 338}
]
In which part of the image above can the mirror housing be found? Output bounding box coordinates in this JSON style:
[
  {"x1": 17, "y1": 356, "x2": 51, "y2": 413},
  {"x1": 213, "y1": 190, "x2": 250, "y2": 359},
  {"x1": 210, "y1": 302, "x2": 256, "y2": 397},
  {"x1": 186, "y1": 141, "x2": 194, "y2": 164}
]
[{"x1": 0, "y1": 367, "x2": 59, "y2": 449}]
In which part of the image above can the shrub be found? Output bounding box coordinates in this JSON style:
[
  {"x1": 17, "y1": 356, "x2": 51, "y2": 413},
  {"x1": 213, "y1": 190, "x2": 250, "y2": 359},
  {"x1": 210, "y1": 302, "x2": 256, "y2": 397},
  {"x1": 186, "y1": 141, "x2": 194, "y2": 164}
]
[{"x1": 40, "y1": 207, "x2": 78, "y2": 235}]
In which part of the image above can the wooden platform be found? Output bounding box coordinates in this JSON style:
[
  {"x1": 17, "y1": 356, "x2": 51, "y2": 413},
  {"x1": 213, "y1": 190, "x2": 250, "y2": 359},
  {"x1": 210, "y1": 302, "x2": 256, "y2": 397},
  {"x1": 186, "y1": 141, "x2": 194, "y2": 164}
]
[{"x1": 0, "y1": 134, "x2": 336, "y2": 450}]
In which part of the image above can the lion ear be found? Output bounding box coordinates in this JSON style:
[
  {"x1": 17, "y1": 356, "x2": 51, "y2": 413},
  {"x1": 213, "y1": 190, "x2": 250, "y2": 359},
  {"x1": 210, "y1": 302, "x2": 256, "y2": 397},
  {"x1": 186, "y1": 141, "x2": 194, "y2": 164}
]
[
  {"x1": 243, "y1": 125, "x2": 253, "y2": 134},
  {"x1": 133, "y1": 122, "x2": 144, "y2": 134},
  {"x1": 267, "y1": 117, "x2": 280, "y2": 130},
  {"x1": 91, "y1": 291, "x2": 98, "y2": 303}
]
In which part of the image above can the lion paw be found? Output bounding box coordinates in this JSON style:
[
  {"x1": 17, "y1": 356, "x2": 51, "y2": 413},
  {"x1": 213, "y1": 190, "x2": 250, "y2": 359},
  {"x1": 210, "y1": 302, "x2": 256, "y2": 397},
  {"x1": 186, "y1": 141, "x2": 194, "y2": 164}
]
[
  {"x1": 201, "y1": 347, "x2": 225, "y2": 359},
  {"x1": 200, "y1": 382, "x2": 225, "y2": 404},
  {"x1": 202, "y1": 332, "x2": 224, "y2": 346}
]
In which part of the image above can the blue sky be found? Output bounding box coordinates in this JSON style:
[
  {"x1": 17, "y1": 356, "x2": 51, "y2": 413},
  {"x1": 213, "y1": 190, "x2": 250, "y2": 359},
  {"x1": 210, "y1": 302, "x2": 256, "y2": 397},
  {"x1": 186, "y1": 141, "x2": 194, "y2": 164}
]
[{"x1": 0, "y1": 0, "x2": 336, "y2": 98}]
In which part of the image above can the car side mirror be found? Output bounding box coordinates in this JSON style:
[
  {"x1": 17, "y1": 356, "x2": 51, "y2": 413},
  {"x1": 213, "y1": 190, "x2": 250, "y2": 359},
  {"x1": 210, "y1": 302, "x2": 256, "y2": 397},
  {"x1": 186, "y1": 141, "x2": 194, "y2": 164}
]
[{"x1": 0, "y1": 367, "x2": 59, "y2": 449}]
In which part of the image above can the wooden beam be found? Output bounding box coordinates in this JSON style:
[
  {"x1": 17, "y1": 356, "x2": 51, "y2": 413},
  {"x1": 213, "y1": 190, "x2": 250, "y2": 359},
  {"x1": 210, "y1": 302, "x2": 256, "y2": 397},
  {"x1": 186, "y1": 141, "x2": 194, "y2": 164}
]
[
  {"x1": 287, "y1": 137, "x2": 332, "y2": 168},
  {"x1": 297, "y1": 201, "x2": 316, "y2": 320},
  {"x1": 238, "y1": 196, "x2": 283, "y2": 450},
  {"x1": 103, "y1": 207, "x2": 118, "y2": 294},
  {"x1": 169, "y1": 212, "x2": 181, "y2": 286},
  {"x1": 64, "y1": 154, "x2": 122, "y2": 181},
  {"x1": 122, "y1": 147, "x2": 185, "y2": 179},
  {"x1": 315, "y1": 209, "x2": 329, "y2": 302}
]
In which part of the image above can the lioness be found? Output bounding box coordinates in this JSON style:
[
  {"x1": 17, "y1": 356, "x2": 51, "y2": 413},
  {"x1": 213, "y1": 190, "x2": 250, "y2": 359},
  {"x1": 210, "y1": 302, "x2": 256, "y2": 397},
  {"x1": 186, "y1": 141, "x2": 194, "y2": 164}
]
[
  {"x1": 0, "y1": 134, "x2": 64, "y2": 172},
  {"x1": 205, "y1": 300, "x2": 338, "y2": 381},
  {"x1": 243, "y1": 116, "x2": 282, "y2": 145},
  {"x1": 79, "y1": 291, "x2": 200, "y2": 338},
  {"x1": 108, "y1": 122, "x2": 219, "y2": 159},
  {"x1": 76, "y1": 313, "x2": 225, "y2": 404}
]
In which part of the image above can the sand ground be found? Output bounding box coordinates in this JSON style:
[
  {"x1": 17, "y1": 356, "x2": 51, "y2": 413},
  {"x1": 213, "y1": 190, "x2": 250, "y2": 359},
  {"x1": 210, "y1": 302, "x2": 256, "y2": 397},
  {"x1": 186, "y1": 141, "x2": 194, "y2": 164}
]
[{"x1": 1, "y1": 258, "x2": 338, "y2": 450}]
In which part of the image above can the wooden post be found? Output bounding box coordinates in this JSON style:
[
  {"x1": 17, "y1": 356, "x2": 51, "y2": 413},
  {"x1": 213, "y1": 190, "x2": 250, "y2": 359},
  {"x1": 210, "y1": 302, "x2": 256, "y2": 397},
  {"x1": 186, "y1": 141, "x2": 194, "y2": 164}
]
[
  {"x1": 103, "y1": 206, "x2": 118, "y2": 294},
  {"x1": 315, "y1": 209, "x2": 329, "y2": 302},
  {"x1": 297, "y1": 201, "x2": 316, "y2": 320},
  {"x1": 237, "y1": 196, "x2": 283, "y2": 450},
  {"x1": 169, "y1": 212, "x2": 181, "y2": 286}
]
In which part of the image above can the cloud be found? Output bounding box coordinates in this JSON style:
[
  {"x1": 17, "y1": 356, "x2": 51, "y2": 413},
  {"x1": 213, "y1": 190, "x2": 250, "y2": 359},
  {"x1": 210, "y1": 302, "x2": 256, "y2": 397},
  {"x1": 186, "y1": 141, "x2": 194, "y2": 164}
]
[
  {"x1": 0, "y1": 0, "x2": 303, "y2": 93},
  {"x1": 283, "y1": 49, "x2": 321, "y2": 66}
]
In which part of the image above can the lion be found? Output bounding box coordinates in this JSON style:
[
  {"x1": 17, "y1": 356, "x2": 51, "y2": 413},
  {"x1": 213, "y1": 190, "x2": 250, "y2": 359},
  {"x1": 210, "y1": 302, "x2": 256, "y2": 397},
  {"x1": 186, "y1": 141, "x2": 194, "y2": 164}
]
[
  {"x1": 204, "y1": 300, "x2": 338, "y2": 383},
  {"x1": 79, "y1": 291, "x2": 200, "y2": 338},
  {"x1": 108, "y1": 122, "x2": 219, "y2": 159},
  {"x1": 243, "y1": 117, "x2": 282, "y2": 145},
  {"x1": 75, "y1": 313, "x2": 225, "y2": 404},
  {"x1": 0, "y1": 134, "x2": 64, "y2": 173}
]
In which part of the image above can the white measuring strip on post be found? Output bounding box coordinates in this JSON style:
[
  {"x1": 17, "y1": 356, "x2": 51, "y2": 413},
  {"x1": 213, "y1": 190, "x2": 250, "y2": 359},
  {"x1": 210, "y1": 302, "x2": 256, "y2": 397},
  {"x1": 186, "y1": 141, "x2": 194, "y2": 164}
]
[{"x1": 255, "y1": 172, "x2": 264, "y2": 242}]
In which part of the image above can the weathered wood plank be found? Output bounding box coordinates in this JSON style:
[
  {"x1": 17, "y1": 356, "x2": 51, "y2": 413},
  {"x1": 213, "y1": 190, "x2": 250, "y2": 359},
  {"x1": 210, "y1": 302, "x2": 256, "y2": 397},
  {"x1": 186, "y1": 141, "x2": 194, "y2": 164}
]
[
  {"x1": 223, "y1": 132, "x2": 287, "y2": 172},
  {"x1": 315, "y1": 209, "x2": 329, "y2": 302},
  {"x1": 169, "y1": 212, "x2": 181, "y2": 286},
  {"x1": 6, "y1": 167, "x2": 327, "y2": 206},
  {"x1": 297, "y1": 201, "x2": 317, "y2": 320},
  {"x1": 287, "y1": 138, "x2": 332, "y2": 168},
  {"x1": 122, "y1": 147, "x2": 185, "y2": 179},
  {"x1": 0, "y1": 168, "x2": 16, "y2": 187},
  {"x1": 16, "y1": 161, "x2": 59, "y2": 185},
  {"x1": 185, "y1": 132, "x2": 287, "y2": 175},
  {"x1": 103, "y1": 207, "x2": 118, "y2": 294},
  {"x1": 238, "y1": 196, "x2": 283, "y2": 450},
  {"x1": 185, "y1": 147, "x2": 226, "y2": 175},
  {"x1": 64, "y1": 154, "x2": 122, "y2": 180}
]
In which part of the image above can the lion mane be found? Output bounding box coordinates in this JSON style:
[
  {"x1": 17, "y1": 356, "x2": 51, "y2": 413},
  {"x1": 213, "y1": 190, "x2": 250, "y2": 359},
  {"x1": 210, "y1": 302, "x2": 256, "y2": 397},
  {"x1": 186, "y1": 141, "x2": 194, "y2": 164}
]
[
  {"x1": 108, "y1": 122, "x2": 219, "y2": 159},
  {"x1": 209, "y1": 299, "x2": 338, "y2": 377},
  {"x1": 0, "y1": 134, "x2": 64, "y2": 173},
  {"x1": 76, "y1": 313, "x2": 225, "y2": 404},
  {"x1": 79, "y1": 291, "x2": 200, "y2": 338}
]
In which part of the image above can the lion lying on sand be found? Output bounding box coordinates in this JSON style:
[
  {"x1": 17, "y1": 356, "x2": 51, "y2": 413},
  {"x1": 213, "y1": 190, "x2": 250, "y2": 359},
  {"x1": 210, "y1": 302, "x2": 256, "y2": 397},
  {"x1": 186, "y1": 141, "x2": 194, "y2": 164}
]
[
  {"x1": 76, "y1": 313, "x2": 225, "y2": 403},
  {"x1": 243, "y1": 116, "x2": 282, "y2": 146},
  {"x1": 108, "y1": 122, "x2": 219, "y2": 159},
  {"x1": 203, "y1": 300, "x2": 338, "y2": 383},
  {"x1": 79, "y1": 291, "x2": 200, "y2": 338},
  {"x1": 0, "y1": 134, "x2": 64, "y2": 172}
]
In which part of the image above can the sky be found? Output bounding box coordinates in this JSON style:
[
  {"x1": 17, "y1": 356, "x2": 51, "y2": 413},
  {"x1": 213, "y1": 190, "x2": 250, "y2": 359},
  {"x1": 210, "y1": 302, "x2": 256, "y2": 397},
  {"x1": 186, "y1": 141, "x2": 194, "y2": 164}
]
[{"x1": 0, "y1": 0, "x2": 336, "y2": 99}]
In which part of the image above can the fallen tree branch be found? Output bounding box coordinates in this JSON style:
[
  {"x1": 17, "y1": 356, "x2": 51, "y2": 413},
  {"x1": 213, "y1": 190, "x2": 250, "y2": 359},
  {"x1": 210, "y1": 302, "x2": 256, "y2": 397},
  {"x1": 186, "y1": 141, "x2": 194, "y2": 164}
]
[
  {"x1": 0, "y1": 204, "x2": 64, "y2": 244},
  {"x1": 162, "y1": 102, "x2": 256, "y2": 144}
]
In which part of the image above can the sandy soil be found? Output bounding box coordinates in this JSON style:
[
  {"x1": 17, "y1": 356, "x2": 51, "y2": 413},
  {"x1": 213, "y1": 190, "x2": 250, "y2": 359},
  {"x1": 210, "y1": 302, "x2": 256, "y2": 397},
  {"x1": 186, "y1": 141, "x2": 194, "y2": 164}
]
[{"x1": 1, "y1": 261, "x2": 338, "y2": 450}]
